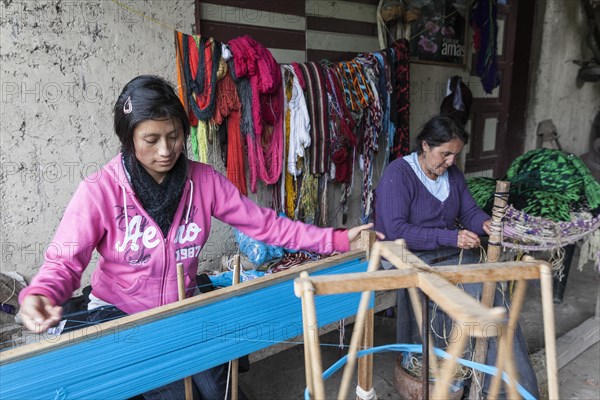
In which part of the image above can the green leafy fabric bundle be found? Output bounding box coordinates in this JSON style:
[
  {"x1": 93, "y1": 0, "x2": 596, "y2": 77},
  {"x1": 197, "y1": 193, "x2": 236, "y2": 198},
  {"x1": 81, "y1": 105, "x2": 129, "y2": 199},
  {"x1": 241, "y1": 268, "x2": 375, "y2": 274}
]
[{"x1": 467, "y1": 149, "x2": 600, "y2": 222}]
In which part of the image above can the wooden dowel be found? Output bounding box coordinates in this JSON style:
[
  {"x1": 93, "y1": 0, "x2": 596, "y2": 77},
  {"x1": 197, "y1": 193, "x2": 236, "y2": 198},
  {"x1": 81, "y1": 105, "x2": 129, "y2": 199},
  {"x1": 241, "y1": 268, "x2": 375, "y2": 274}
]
[
  {"x1": 488, "y1": 279, "x2": 527, "y2": 399},
  {"x1": 391, "y1": 240, "x2": 439, "y2": 376},
  {"x1": 176, "y1": 263, "x2": 194, "y2": 400},
  {"x1": 539, "y1": 262, "x2": 559, "y2": 399},
  {"x1": 503, "y1": 283, "x2": 526, "y2": 400},
  {"x1": 422, "y1": 292, "x2": 430, "y2": 400},
  {"x1": 357, "y1": 231, "x2": 377, "y2": 399},
  {"x1": 301, "y1": 273, "x2": 326, "y2": 399},
  {"x1": 301, "y1": 280, "x2": 315, "y2": 397},
  {"x1": 357, "y1": 310, "x2": 374, "y2": 400},
  {"x1": 431, "y1": 326, "x2": 469, "y2": 399},
  {"x1": 231, "y1": 255, "x2": 241, "y2": 400},
  {"x1": 470, "y1": 180, "x2": 510, "y2": 400},
  {"x1": 338, "y1": 245, "x2": 382, "y2": 400},
  {"x1": 408, "y1": 287, "x2": 440, "y2": 375}
]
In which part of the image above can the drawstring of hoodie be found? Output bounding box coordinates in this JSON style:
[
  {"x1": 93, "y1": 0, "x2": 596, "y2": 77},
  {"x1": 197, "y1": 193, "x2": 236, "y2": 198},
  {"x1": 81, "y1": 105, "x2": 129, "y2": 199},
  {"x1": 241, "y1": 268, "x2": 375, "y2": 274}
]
[
  {"x1": 185, "y1": 180, "x2": 193, "y2": 224},
  {"x1": 121, "y1": 185, "x2": 130, "y2": 235}
]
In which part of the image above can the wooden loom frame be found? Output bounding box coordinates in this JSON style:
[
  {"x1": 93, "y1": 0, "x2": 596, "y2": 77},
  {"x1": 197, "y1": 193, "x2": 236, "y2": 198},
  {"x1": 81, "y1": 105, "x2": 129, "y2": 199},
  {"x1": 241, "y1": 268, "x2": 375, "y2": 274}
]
[
  {"x1": 0, "y1": 233, "x2": 384, "y2": 399},
  {"x1": 295, "y1": 240, "x2": 559, "y2": 400}
]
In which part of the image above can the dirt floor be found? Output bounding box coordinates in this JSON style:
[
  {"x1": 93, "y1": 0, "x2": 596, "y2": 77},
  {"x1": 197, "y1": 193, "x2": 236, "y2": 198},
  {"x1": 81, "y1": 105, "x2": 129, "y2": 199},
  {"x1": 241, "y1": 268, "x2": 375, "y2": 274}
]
[{"x1": 240, "y1": 256, "x2": 600, "y2": 399}]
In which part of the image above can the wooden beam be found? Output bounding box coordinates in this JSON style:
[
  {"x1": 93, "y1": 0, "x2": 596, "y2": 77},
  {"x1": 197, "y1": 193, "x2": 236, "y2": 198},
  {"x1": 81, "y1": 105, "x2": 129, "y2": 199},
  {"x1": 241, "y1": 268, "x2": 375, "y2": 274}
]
[
  {"x1": 303, "y1": 261, "x2": 542, "y2": 295},
  {"x1": 417, "y1": 273, "x2": 507, "y2": 337}
]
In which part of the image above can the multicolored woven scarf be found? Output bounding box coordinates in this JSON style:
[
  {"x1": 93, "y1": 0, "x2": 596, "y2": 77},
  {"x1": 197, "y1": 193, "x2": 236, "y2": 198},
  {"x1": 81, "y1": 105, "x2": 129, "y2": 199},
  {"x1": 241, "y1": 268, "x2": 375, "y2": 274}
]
[
  {"x1": 390, "y1": 39, "x2": 410, "y2": 161},
  {"x1": 297, "y1": 62, "x2": 330, "y2": 175}
]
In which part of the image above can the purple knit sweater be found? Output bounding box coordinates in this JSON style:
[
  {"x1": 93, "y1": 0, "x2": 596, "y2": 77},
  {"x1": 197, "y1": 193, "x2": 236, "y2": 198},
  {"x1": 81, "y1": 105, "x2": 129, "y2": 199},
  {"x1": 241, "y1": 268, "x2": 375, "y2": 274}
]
[{"x1": 374, "y1": 158, "x2": 490, "y2": 251}]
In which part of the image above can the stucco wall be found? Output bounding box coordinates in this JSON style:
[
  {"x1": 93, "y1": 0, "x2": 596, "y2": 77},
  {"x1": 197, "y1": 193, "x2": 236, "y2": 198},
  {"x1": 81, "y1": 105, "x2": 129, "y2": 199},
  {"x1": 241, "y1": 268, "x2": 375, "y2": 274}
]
[
  {"x1": 526, "y1": 0, "x2": 600, "y2": 155},
  {"x1": 1, "y1": 0, "x2": 195, "y2": 283}
]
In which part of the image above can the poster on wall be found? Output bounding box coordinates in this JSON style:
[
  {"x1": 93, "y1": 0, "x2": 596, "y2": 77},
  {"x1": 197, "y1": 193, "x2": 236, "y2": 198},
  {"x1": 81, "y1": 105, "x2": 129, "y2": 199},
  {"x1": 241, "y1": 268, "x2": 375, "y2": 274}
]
[{"x1": 409, "y1": 0, "x2": 468, "y2": 66}]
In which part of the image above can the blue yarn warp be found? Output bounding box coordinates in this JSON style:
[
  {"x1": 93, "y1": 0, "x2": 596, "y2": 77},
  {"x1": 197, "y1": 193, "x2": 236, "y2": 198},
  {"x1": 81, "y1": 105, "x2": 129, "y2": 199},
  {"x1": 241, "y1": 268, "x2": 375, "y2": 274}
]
[{"x1": 304, "y1": 344, "x2": 536, "y2": 400}]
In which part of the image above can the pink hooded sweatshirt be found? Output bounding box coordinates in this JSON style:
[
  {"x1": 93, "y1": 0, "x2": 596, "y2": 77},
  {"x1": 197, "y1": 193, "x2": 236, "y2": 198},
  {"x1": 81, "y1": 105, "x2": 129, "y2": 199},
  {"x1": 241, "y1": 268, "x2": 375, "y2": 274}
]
[{"x1": 19, "y1": 154, "x2": 350, "y2": 314}]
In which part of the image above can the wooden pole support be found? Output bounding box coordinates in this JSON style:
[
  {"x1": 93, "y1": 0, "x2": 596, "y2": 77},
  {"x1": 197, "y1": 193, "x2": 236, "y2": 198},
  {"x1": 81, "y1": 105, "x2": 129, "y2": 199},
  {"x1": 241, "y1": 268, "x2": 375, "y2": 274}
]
[
  {"x1": 231, "y1": 255, "x2": 241, "y2": 400},
  {"x1": 469, "y1": 180, "x2": 510, "y2": 400},
  {"x1": 338, "y1": 243, "x2": 382, "y2": 400},
  {"x1": 431, "y1": 325, "x2": 469, "y2": 399},
  {"x1": 357, "y1": 230, "x2": 377, "y2": 399},
  {"x1": 487, "y1": 279, "x2": 528, "y2": 399},
  {"x1": 176, "y1": 263, "x2": 194, "y2": 400},
  {"x1": 301, "y1": 276, "x2": 315, "y2": 398},
  {"x1": 301, "y1": 272, "x2": 326, "y2": 399},
  {"x1": 539, "y1": 261, "x2": 559, "y2": 399}
]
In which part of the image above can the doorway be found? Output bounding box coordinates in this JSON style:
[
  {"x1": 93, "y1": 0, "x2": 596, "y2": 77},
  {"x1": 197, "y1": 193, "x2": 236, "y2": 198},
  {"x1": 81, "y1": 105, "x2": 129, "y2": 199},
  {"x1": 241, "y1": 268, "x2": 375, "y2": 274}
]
[{"x1": 465, "y1": 0, "x2": 537, "y2": 177}]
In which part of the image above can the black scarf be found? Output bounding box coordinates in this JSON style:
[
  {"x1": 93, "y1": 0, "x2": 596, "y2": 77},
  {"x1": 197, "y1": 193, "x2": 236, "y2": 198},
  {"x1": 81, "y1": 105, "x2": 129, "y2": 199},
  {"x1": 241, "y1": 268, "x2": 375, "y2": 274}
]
[{"x1": 122, "y1": 149, "x2": 187, "y2": 236}]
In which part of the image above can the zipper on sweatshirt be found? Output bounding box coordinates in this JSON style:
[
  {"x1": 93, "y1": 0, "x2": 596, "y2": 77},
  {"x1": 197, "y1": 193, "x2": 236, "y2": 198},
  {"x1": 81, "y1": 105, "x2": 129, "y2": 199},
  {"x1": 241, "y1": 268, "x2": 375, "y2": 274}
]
[
  {"x1": 122, "y1": 190, "x2": 169, "y2": 306},
  {"x1": 161, "y1": 237, "x2": 169, "y2": 306},
  {"x1": 120, "y1": 182, "x2": 192, "y2": 307}
]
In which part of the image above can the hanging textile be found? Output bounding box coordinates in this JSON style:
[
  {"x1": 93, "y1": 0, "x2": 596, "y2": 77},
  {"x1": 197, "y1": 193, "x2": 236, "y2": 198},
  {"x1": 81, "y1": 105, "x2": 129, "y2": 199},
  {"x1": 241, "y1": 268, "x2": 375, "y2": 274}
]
[
  {"x1": 228, "y1": 35, "x2": 284, "y2": 193},
  {"x1": 283, "y1": 69, "x2": 299, "y2": 218},
  {"x1": 323, "y1": 64, "x2": 357, "y2": 184},
  {"x1": 296, "y1": 62, "x2": 330, "y2": 175},
  {"x1": 175, "y1": 32, "x2": 222, "y2": 161},
  {"x1": 282, "y1": 65, "x2": 311, "y2": 177},
  {"x1": 175, "y1": 32, "x2": 412, "y2": 225},
  {"x1": 471, "y1": 0, "x2": 500, "y2": 94},
  {"x1": 210, "y1": 72, "x2": 247, "y2": 195},
  {"x1": 356, "y1": 54, "x2": 383, "y2": 223},
  {"x1": 390, "y1": 38, "x2": 411, "y2": 161},
  {"x1": 373, "y1": 50, "x2": 395, "y2": 171}
]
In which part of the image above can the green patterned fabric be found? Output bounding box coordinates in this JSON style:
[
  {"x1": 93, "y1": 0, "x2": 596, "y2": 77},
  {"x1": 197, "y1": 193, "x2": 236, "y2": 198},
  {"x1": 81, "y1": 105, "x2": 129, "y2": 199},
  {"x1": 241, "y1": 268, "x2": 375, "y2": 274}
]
[
  {"x1": 467, "y1": 177, "x2": 496, "y2": 211},
  {"x1": 467, "y1": 149, "x2": 600, "y2": 222}
]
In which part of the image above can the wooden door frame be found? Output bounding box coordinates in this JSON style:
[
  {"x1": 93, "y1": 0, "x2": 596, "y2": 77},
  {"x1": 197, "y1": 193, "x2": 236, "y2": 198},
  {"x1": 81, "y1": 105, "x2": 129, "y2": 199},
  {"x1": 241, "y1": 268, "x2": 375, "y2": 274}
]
[
  {"x1": 501, "y1": 0, "x2": 537, "y2": 175},
  {"x1": 465, "y1": 0, "x2": 537, "y2": 177}
]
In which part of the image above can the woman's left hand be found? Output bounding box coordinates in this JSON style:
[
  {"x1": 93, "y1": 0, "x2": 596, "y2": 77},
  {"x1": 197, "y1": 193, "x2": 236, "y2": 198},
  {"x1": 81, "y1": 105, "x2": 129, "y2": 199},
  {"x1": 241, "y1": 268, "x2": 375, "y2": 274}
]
[
  {"x1": 347, "y1": 223, "x2": 385, "y2": 250},
  {"x1": 483, "y1": 219, "x2": 492, "y2": 235}
]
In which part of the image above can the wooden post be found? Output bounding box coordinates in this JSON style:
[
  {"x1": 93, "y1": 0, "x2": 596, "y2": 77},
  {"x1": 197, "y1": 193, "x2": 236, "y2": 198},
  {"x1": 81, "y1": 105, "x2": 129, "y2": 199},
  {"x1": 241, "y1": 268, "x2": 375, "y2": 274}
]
[
  {"x1": 301, "y1": 272, "x2": 326, "y2": 399},
  {"x1": 422, "y1": 292, "x2": 430, "y2": 400},
  {"x1": 469, "y1": 180, "x2": 510, "y2": 400},
  {"x1": 357, "y1": 231, "x2": 376, "y2": 400},
  {"x1": 431, "y1": 325, "x2": 469, "y2": 400},
  {"x1": 301, "y1": 278, "x2": 315, "y2": 398},
  {"x1": 230, "y1": 255, "x2": 241, "y2": 400},
  {"x1": 487, "y1": 279, "x2": 528, "y2": 399},
  {"x1": 539, "y1": 262, "x2": 559, "y2": 399},
  {"x1": 338, "y1": 242, "x2": 382, "y2": 400},
  {"x1": 176, "y1": 263, "x2": 194, "y2": 400}
]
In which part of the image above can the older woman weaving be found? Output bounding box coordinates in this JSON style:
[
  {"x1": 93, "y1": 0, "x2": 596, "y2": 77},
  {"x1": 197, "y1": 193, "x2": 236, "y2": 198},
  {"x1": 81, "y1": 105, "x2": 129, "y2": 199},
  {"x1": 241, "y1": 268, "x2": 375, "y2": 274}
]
[{"x1": 374, "y1": 115, "x2": 539, "y2": 398}]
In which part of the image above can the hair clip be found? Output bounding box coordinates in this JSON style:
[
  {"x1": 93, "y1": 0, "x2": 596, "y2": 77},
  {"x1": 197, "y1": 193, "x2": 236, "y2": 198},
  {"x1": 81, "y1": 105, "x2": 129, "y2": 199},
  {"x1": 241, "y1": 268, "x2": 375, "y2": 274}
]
[{"x1": 123, "y1": 96, "x2": 133, "y2": 114}]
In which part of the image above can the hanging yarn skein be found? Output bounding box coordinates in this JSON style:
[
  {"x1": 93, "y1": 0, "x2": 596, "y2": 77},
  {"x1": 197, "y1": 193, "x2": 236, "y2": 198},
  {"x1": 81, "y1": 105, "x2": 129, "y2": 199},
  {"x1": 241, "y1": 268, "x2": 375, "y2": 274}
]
[
  {"x1": 228, "y1": 36, "x2": 284, "y2": 192},
  {"x1": 210, "y1": 71, "x2": 247, "y2": 196},
  {"x1": 176, "y1": 32, "x2": 222, "y2": 161}
]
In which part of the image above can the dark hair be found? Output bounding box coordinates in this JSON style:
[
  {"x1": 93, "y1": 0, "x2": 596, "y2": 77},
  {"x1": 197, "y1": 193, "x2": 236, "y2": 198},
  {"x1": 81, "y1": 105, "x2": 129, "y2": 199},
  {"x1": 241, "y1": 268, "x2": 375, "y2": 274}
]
[
  {"x1": 416, "y1": 115, "x2": 469, "y2": 154},
  {"x1": 113, "y1": 75, "x2": 189, "y2": 151}
]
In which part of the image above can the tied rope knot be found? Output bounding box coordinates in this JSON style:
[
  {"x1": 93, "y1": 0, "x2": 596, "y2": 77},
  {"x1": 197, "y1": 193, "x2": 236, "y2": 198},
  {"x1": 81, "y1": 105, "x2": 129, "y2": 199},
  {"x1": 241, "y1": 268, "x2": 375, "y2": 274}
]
[{"x1": 356, "y1": 385, "x2": 378, "y2": 400}]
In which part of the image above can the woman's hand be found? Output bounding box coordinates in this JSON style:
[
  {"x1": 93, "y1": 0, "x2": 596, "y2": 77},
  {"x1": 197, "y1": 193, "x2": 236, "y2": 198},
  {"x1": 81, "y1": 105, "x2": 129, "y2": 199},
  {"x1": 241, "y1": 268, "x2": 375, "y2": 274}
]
[
  {"x1": 347, "y1": 223, "x2": 385, "y2": 250},
  {"x1": 483, "y1": 219, "x2": 492, "y2": 235},
  {"x1": 457, "y1": 229, "x2": 481, "y2": 249},
  {"x1": 20, "y1": 295, "x2": 62, "y2": 333}
]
